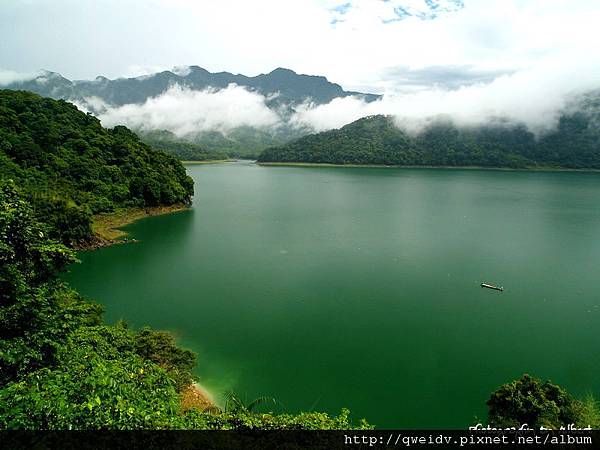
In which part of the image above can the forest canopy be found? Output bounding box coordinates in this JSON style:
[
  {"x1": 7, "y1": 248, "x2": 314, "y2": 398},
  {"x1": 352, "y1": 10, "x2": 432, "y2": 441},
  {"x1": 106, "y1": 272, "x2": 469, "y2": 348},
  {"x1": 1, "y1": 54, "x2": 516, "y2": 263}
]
[
  {"x1": 258, "y1": 98, "x2": 600, "y2": 169},
  {"x1": 0, "y1": 90, "x2": 194, "y2": 245}
]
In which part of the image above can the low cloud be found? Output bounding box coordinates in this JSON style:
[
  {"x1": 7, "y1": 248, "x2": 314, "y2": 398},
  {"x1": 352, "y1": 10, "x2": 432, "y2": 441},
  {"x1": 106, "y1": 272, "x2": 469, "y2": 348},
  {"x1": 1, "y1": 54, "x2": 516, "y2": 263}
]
[
  {"x1": 122, "y1": 64, "x2": 170, "y2": 79},
  {"x1": 0, "y1": 69, "x2": 42, "y2": 86},
  {"x1": 383, "y1": 64, "x2": 515, "y2": 91},
  {"x1": 290, "y1": 59, "x2": 600, "y2": 135},
  {"x1": 95, "y1": 84, "x2": 281, "y2": 136},
  {"x1": 73, "y1": 57, "x2": 600, "y2": 139}
]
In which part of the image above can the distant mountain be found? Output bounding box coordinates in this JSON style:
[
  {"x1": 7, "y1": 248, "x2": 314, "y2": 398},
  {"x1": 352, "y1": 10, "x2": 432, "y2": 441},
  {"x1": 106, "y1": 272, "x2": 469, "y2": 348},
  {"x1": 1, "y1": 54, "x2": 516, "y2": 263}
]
[
  {"x1": 3, "y1": 67, "x2": 380, "y2": 159},
  {"x1": 5, "y1": 67, "x2": 380, "y2": 107},
  {"x1": 258, "y1": 94, "x2": 600, "y2": 169}
]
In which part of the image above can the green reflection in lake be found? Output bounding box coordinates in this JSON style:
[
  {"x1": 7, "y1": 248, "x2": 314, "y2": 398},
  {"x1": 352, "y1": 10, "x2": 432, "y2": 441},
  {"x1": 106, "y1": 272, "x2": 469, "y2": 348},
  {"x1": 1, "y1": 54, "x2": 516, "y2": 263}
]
[{"x1": 65, "y1": 162, "x2": 600, "y2": 428}]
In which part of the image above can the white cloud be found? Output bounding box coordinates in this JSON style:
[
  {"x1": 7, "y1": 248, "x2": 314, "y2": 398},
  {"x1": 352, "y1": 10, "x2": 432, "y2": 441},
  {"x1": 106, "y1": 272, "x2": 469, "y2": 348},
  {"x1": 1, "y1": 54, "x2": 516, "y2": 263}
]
[
  {"x1": 2, "y1": 0, "x2": 600, "y2": 93},
  {"x1": 172, "y1": 65, "x2": 192, "y2": 77},
  {"x1": 290, "y1": 97, "x2": 374, "y2": 132},
  {"x1": 0, "y1": 69, "x2": 41, "y2": 86},
  {"x1": 124, "y1": 64, "x2": 170, "y2": 79},
  {"x1": 89, "y1": 54, "x2": 598, "y2": 139},
  {"x1": 73, "y1": 96, "x2": 111, "y2": 113},
  {"x1": 2, "y1": 0, "x2": 600, "y2": 138},
  {"x1": 96, "y1": 84, "x2": 281, "y2": 136},
  {"x1": 291, "y1": 56, "x2": 600, "y2": 134}
]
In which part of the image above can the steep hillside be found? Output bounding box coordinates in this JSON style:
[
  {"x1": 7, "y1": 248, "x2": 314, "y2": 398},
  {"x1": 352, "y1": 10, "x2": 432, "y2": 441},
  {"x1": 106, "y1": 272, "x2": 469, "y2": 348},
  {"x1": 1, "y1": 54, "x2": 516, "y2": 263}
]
[
  {"x1": 0, "y1": 90, "x2": 194, "y2": 245},
  {"x1": 258, "y1": 98, "x2": 600, "y2": 169}
]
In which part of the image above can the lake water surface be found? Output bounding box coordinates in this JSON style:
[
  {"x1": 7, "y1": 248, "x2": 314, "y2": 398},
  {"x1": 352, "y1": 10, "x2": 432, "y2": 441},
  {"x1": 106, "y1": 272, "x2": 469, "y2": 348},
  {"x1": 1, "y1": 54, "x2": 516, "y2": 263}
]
[{"x1": 65, "y1": 162, "x2": 600, "y2": 428}]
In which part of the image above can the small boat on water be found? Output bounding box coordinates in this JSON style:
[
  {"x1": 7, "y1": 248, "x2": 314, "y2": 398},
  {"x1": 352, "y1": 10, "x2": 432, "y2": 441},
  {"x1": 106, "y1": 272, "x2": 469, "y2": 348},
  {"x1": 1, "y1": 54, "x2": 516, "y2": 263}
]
[{"x1": 481, "y1": 282, "x2": 504, "y2": 292}]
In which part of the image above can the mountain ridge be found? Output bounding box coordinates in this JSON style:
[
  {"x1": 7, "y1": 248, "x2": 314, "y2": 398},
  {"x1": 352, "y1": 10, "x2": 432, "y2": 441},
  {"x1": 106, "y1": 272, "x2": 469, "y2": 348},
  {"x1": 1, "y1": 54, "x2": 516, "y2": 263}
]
[
  {"x1": 257, "y1": 102, "x2": 600, "y2": 169},
  {"x1": 4, "y1": 66, "x2": 381, "y2": 107}
]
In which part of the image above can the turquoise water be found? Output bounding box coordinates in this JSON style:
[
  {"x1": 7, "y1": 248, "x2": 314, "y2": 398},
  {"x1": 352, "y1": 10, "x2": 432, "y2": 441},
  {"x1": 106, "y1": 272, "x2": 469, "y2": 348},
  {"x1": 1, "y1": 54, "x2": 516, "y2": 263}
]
[{"x1": 65, "y1": 163, "x2": 600, "y2": 428}]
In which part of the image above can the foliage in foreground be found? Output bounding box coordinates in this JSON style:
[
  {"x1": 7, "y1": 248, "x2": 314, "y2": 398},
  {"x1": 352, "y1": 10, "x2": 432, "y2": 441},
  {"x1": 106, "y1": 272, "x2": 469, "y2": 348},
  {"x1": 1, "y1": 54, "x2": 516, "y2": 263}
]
[
  {"x1": 487, "y1": 374, "x2": 600, "y2": 429},
  {"x1": 0, "y1": 180, "x2": 371, "y2": 430}
]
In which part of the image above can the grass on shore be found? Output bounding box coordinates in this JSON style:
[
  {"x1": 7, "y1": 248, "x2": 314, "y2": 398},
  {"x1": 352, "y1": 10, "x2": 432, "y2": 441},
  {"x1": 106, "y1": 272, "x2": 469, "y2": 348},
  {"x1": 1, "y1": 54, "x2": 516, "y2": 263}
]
[
  {"x1": 257, "y1": 162, "x2": 600, "y2": 172},
  {"x1": 180, "y1": 383, "x2": 216, "y2": 412},
  {"x1": 182, "y1": 160, "x2": 234, "y2": 165},
  {"x1": 92, "y1": 204, "x2": 189, "y2": 241}
]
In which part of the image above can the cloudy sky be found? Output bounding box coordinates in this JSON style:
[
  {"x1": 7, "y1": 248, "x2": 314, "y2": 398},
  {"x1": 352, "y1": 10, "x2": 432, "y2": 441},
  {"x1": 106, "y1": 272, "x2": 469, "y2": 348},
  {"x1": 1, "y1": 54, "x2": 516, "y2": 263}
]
[
  {"x1": 2, "y1": 0, "x2": 600, "y2": 134},
  {"x1": 1, "y1": 0, "x2": 599, "y2": 93}
]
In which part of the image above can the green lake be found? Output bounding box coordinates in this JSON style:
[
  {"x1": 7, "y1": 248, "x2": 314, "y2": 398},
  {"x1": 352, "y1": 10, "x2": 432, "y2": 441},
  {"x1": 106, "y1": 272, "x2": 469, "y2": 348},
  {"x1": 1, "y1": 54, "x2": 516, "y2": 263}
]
[{"x1": 65, "y1": 162, "x2": 600, "y2": 428}]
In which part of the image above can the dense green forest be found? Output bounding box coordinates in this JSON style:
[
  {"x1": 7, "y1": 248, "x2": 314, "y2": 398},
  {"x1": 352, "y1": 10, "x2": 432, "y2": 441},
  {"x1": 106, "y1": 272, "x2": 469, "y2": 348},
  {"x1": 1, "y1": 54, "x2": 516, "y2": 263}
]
[
  {"x1": 258, "y1": 102, "x2": 600, "y2": 169},
  {"x1": 185, "y1": 126, "x2": 302, "y2": 159},
  {"x1": 0, "y1": 90, "x2": 194, "y2": 245}
]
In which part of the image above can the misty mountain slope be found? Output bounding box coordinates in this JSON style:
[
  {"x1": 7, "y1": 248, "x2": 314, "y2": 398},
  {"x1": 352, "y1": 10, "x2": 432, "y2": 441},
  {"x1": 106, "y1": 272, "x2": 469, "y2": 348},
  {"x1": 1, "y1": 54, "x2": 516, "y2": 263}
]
[
  {"x1": 257, "y1": 103, "x2": 600, "y2": 169},
  {"x1": 138, "y1": 125, "x2": 309, "y2": 160},
  {"x1": 138, "y1": 130, "x2": 229, "y2": 161},
  {"x1": 3, "y1": 67, "x2": 380, "y2": 159}
]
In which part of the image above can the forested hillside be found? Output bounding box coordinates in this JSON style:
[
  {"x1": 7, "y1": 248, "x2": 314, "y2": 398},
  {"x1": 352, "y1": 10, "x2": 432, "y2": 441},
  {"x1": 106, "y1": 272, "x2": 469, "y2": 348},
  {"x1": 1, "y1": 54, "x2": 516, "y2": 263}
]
[
  {"x1": 258, "y1": 99, "x2": 600, "y2": 169},
  {"x1": 0, "y1": 90, "x2": 194, "y2": 245}
]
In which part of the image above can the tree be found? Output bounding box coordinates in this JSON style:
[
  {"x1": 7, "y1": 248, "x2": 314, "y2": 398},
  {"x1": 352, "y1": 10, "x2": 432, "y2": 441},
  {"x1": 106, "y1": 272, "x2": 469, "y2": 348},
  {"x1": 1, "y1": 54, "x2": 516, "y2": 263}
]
[
  {"x1": 487, "y1": 374, "x2": 588, "y2": 429},
  {"x1": 133, "y1": 327, "x2": 197, "y2": 392},
  {"x1": 0, "y1": 180, "x2": 101, "y2": 385},
  {"x1": 0, "y1": 89, "x2": 194, "y2": 245}
]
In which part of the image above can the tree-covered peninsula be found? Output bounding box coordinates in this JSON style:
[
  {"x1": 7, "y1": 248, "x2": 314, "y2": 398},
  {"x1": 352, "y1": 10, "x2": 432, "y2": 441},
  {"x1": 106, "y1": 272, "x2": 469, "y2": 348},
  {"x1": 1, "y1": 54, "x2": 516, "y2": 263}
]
[
  {"x1": 0, "y1": 90, "x2": 194, "y2": 246},
  {"x1": 258, "y1": 97, "x2": 600, "y2": 169}
]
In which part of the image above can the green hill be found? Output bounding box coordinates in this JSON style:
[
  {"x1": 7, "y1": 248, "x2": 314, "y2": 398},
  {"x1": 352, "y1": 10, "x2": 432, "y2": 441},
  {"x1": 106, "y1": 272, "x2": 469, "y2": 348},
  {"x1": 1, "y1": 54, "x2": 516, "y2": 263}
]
[
  {"x1": 0, "y1": 90, "x2": 194, "y2": 245},
  {"x1": 258, "y1": 98, "x2": 600, "y2": 169}
]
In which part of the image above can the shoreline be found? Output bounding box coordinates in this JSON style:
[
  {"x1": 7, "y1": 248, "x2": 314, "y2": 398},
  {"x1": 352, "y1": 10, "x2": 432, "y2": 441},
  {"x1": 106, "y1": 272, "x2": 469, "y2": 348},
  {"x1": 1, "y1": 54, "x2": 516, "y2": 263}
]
[
  {"x1": 181, "y1": 382, "x2": 216, "y2": 412},
  {"x1": 75, "y1": 205, "x2": 218, "y2": 414},
  {"x1": 76, "y1": 203, "x2": 190, "y2": 250},
  {"x1": 182, "y1": 159, "x2": 236, "y2": 165},
  {"x1": 257, "y1": 162, "x2": 600, "y2": 173}
]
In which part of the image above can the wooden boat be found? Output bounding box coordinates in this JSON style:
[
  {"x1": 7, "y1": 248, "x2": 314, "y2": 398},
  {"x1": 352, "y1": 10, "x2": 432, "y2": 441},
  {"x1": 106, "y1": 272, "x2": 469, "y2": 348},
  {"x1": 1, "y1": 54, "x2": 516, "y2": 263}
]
[{"x1": 481, "y1": 283, "x2": 504, "y2": 292}]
